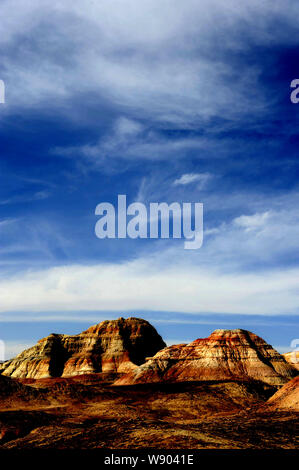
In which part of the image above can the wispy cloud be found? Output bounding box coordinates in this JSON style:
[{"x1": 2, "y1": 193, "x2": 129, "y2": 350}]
[
  {"x1": 0, "y1": 255, "x2": 298, "y2": 316},
  {"x1": 0, "y1": 0, "x2": 299, "y2": 332},
  {"x1": 234, "y1": 211, "x2": 271, "y2": 232},
  {"x1": 1, "y1": 0, "x2": 297, "y2": 125},
  {"x1": 1, "y1": 198, "x2": 299, "y2": 317},
  {"x1": 0, "y1": 218, "x2": 18, "y2": 228},
  {"x1": 173, "y1": 173, "x2": 212, "y2": 187},
  {"x1": 53, "y1": 122, "x2": 228, "y2": 165},
  {"x1": 0, "y1": 190, "x2": 50, "y2": 205}
]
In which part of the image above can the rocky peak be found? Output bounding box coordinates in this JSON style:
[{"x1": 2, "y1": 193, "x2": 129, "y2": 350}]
[
  {"x1": 115, "y1": 328, "x2": 298, "y2": 387},
  {"x1": 0, "y1": 317, "x2": 166, "y2": 380}
]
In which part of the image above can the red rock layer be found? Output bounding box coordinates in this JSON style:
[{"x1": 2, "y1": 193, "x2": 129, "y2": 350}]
[
  {"x1": 114, "y1": 329, "x2": 298, "y2": 387},
  {"x1": 0, "y1": 317, "x2": 166, "y2": 379}
]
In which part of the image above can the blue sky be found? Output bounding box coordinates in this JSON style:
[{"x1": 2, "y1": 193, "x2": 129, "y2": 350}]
[{"x1": 0, "y1": 0, "x2": 299, "y2": 358}]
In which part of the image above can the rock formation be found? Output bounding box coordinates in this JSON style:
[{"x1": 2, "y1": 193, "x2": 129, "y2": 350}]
[
  {"x1": 267, "y1": 376, "x2": 299, "y2": 411},
  {"x1": 283, "y1": 352, "x2": 299, "y2": 371},
  {"x1": 114, "y1": 329, "x2": 298, "y2": 387},
  {"x1": 0, "y1": 317, "x2": 166, "y2": 379}
]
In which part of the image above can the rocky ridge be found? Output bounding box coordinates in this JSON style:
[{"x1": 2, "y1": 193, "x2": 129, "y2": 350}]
[
  {"x1": 114, "y1": 329, "x2": 298, "y2": 387},
  {"x1": 0, "y1": 317, "x2": 166, "y2": 379}
]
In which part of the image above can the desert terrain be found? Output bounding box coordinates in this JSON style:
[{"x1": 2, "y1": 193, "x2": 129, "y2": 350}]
[{"x1": 0, "y1": 318, "x2": 298, "y2": 450}]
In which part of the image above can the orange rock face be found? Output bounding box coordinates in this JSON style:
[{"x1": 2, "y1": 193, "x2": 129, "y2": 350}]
[
  {"x1": 267, "y1": 376, "x2": 299, "y2": 410},
  {"x1": 0, "y1": 317, "x2": 166, "y2": 379},
  {"x1": 115, "y1": 329, "x2": 298, "y2": 387},
  {"x1": 283, "y1": 352, "x2": 299, "y2": 371}
]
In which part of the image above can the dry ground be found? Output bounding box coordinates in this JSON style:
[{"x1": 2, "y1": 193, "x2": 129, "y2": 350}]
[{"x1": 0, "y1": 377, "x2": 298, "y2": 449}]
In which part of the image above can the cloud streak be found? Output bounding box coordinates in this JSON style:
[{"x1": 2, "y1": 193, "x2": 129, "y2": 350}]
[
  {"x1": 0, "y1": 255, "x2": 298, "y2": 317},
  {"x1": 173, "y1": 173, "x2": 212, "y2": 187},
  {"x1": 1, "y1": 201, "x2": 299, "y2": 317}
]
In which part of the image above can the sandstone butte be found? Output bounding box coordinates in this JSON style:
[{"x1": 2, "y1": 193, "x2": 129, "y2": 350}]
[
  {"x1": 283, "y1": 351, "x2": 299, "y2": 371},
  {"x1": 267, "y1": 376, "x2": 299, "y2": 411},
  {"x1": 114, "y1": 329, "x2": 298, "y2": 387},
  {"x1": 0, "y1": 317, "x2": 166, "y2": 379}
]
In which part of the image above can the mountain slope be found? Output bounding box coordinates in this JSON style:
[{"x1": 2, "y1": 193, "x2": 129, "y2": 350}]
[
  {"x1": 115, "y1": 329, "x2": 298, "y2": 387},
  {"x1": 267, "y1": 376, "x2": 299, "y2": 410}
]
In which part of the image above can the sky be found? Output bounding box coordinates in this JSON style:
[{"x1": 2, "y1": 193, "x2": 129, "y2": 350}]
[{"x1": 0, "y1": 0, "x2": 299, "y2": 359}]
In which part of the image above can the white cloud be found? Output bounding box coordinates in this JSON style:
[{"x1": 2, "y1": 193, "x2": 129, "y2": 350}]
[
  {"x1": 0, "y1": 253, "x2": 298, "y2": 317},
  {"x1": 114, "y1": 117, "x2": 144, "y2": 136},
  {"x1": 1, "y1": 0, "x2": 298, "y2": 125},
  {"x1": 0, "y1": 218, "x2": 18, "y2": 228},
  {"x1": 234, "y1": 211, "x2": 271, "y2": 231},
  {"x1": 0, "y1": 1, "x2": 299, "y2": 319},
  {"x1": 0, "y1": 199, "x2": 299, "y2": 318},
  {"x1": 54, "y1": 128, "x2": 220, "y2": 164},
  {"x1": 0, "y1": 196, "x2": 299, "y2": 319},
  {"x1": 200, "y1": 204, "x2": 299, "y2": 269},
  {"x1": 173, "y1": 173, "x2": 212, "y2": 187},
  {"x1": 54, "y1": 125, "x2": 241, "y2": 165}
]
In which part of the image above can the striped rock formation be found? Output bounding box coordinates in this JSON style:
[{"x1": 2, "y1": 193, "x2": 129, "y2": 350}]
[
  {"x1": 115, "y1": 329, "x2": 298, "y2": 387},
  {"x1": 0, "y1": 317, "x2": 166, "y2": 379},
  {"x1": 267, "y1": 376, "x2": 299, "y2": 410},
  {"x1": 283, "y1": 351, "x2": 299, "y2": 371}
]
